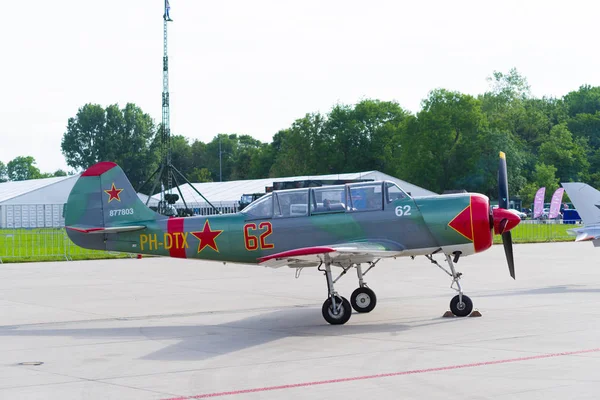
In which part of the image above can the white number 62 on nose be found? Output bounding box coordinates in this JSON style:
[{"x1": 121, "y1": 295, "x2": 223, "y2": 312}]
[{"x1": 395, "y1": 205, "x2": 412, "y2": 217}]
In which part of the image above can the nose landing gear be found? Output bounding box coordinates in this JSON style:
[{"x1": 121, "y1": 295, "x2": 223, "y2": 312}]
[{"x1": 426, "y1": 252, "x2": 474, "y2": 317}]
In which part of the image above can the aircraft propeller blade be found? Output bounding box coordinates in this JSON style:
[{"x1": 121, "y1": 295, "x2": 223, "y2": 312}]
[
  {"x1": 502, "y1": 231, "x2": 515, "y2": 279},
  {"x1": 498, "y1": 152, "x2": 509, "y2": 209},
  {"x1": 498, "y1": 152, "x2": 516, "y2": 279}
]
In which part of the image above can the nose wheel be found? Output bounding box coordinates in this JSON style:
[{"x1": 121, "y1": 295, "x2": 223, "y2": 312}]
[
  {"x1": 427, "y1": 252, "x2": 475, "y2": 317},
  {"x1": 450, "y1": 294, "x2": 473, "y2": 317}
]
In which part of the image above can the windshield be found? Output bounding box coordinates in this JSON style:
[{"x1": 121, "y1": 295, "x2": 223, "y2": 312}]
[
  {"x1": 242, "y1": 193, "x2": 273, "y2": 219},
  {"x1": 386, "y1": 182, "x2": 409, "y2": 203}
]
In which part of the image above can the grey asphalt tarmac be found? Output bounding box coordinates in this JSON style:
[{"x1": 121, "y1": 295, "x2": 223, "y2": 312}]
[{"x1": 2, "y1": 241, "x2": 600, "y2": 399}]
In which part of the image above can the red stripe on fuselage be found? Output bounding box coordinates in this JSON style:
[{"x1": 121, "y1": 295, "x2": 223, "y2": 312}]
[
  {"x1": 167, "y1": 217, "x2": 187, "y2": 258},
  {"x1": 470, "y1": 194, "x2": 493, "y2": 253}
]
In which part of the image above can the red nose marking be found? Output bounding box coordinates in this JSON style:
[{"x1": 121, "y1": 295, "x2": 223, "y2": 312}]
[
  {"x1": 493, "y1": 208, "x2": 520, "y2": 234},
  {"x1": 448, "y1": 205, "x2": 473, "y2": 241}
]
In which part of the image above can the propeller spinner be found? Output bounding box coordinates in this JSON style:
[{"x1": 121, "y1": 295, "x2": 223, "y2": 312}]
[{"x1": 492, "y1": 151, "x2": 519, "y2": 279}]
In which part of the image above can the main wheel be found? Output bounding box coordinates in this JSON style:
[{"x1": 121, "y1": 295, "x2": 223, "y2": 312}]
[
  {"x1": 449, "y1": 294, "x2": 473, "y2": 317},
  {"x1": 322, "y1": 296, "x2": 352, "y2": 325},
  {"x1": 350, "y1": 287, "x2": 377, "y2": 313}
]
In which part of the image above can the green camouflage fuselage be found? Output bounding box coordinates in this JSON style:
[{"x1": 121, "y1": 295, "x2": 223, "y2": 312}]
[{"x1": 65, "y1": 163, "x2": 493, "y2": 264}]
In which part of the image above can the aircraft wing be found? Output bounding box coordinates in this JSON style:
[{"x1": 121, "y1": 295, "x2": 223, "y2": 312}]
[
  {"x1": 568, "y1": 226, "x2": 600, "y2": 242},
  {"x1": 258, "y1": 241, "x2": 404, "y2": 268}
]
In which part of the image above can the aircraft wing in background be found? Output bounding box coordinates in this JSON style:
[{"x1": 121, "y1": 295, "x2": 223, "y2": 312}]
[
  {"x1": 567, "y1": 227, "x2": 600, "y2": 244},
  {"x1": 562, "y1": 182, "x2": 600, "y2": 246}
]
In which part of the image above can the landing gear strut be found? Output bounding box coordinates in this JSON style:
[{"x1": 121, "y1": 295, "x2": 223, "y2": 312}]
[
  {"x1": 319, "y1": 261, "x2": 352, "y2": 325},
  {"x1": 426, "y1": 252, "x2": 473, "y2": 317}
]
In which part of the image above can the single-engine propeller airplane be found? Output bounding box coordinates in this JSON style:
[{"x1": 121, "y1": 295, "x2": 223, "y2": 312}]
[
  {"x1": 65, "y1": 152, "x2": 520, "y2": 325},
  {"x1": 562, "y1": 182, "x2": 600, "y2": 245}
]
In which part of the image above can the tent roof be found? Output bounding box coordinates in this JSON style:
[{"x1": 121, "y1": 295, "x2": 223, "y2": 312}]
[{"x1": 0, "y1": 175, "x2": 78, "y2": 204}]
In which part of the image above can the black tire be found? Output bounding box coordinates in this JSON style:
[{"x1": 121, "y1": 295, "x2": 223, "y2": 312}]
[
  {"x1": 350, "y1": 287, "x2": 377, "y2": 313},
  {"x1": 322, "y1": 296, "x2": 352, "y2": 325},
  {"x1": 449, "y1": 294, "x2": 473, "y2": 317}
]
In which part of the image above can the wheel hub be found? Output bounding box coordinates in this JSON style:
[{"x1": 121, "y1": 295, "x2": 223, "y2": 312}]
[
  {"x1": 356, "y1": 293, "x2": 371, "y2": 307},
  {"x1": 456, "y1": 301, "x2": 466, "y2": 311},
  {"x1": 329, "y1": 304, "x2": 344, "y2": 318}
]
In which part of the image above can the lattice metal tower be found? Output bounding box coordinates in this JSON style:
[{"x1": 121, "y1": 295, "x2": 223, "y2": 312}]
[
  {"x1": 139, "y1": 1, "x2": 218, "y2": 215},
  {"x1": 161, "y1": 0, "x2": 173, "y2": 200}
]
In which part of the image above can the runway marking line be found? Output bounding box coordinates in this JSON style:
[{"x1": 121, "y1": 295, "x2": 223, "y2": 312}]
[{"x1": 163, "y1": 347, "x2": 600, "y2": 399}]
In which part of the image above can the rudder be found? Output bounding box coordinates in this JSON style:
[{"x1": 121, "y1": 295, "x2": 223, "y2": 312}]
[{"x1": 65, "y1": 162, "x2": 163, "y2": 249}]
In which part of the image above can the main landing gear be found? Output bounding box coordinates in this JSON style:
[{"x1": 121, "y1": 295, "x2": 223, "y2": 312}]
[
  {"x1": 425, "y1": 252, "x2": 473, "y2": 317},
  {"x1": 318, "y1": 259, "x2": 379, "y2": 325}
]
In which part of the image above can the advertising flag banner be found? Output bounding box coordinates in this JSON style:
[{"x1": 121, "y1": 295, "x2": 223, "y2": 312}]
[
  {"x1": 548, "y1": 188, "x2": 565, "y2": 219},
  {"x1": 533, "y1": 187, "x2": 546, "y2": 219}
]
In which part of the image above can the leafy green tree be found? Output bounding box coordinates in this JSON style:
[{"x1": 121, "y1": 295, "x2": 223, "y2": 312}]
[
  {"x1": 0, "y1": 161, "x2": 7, "y2": 182},
  {"x1": 480, "y1": 68, "x2": 530, "y2": 133},
  {"x1": 567, "y1": 111, "x2": 600, "y2": 148},
  {"x1": 189, "y1": 167, "x2": 213, "y2": 183},
  {"x1": 564, "y1": 85, "x2": 600, "y2": 116},
  {"x1": 538, "y1": 123, "x2": 589, "y2": 182},
  {"x1": 53, "y1": 169, "x2": 68, "y2": 177},
  {"x1": 61, "y1": 104, "x2": 107, "y2": 168},
  {"x1": 61, "y1": 103, "x2": 159, "y2": 188},
  {"x1": 270, "y1": 114, "x2": 326, "y2": 177},
  {"x1": 7, "y1": 156, "x2": 42, "y2": 181},
  {"x1": 400, "y1": 89, "x2": 487, "y2": 194},
  {"x1": 191, "y1": 140, "x2": 208, "y2": 172},
  {"x1": 202, "y1": 134, "x2": 237, "y2": 181},
  {"x1": 323, "y1": 100, "x2": 408, "y2": 175},
  {"x1": 519, "y1": 163, "x2": 560, "y2": 206},
  {"x1": 248, "y1": 143, "x2": 275, "y2": 178},
  {"x1": 465, "y1": 129, "x2": 527, "y2": 199},
  {"x1": 170, "y1": 135, "x2": 193, "y2": 177},
  {"x1": 230, "y1": 135, "x2": 267, "y2": 180}
]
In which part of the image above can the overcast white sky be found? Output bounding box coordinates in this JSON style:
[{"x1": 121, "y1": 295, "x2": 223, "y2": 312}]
[{"x1": 1, "y1": 0, "x2": 598, "y2": 173}]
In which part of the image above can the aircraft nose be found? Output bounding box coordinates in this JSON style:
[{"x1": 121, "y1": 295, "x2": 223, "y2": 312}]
[{"x1": 492, "y1": 208, "x2": 521, "y2": 235}]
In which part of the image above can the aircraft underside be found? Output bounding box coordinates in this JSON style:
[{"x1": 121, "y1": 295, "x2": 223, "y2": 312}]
[{"x1": 291, "y1": 246, "x2": 475, "y2": 325}]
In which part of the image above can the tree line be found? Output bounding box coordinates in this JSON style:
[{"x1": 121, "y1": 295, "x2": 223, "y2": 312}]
[
  {"x1": 0, "y1": 156, "x2": 67, "y2": 182},
  {"x1": 54, "y1": 68, "x2": 600, "y2": 205}
]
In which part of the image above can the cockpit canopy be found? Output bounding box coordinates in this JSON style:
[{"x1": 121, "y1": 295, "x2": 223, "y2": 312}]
[{"x1": 242, "y1": 181, "x2": 409, "y2": 220}]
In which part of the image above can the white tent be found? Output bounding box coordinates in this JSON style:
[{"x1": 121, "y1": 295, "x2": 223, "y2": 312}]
[{"x1": 0, "y1": 175, "x2": 80, "y2": 228}]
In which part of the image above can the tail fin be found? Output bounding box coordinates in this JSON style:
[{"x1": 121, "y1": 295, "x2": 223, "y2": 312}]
[
  {"x1": 562, "y1": 182, "x2": 600, "y2": 225},
  {"x1": 65, "y1": 162, "x2": 163, "y2": 249}
]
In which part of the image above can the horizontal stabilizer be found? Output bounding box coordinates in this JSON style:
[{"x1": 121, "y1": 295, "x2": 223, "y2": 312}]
[
  {"x1": 67, "y1": 225, "x2": 146, "y2": 234},
  {"x1": 567, "y1": 227, "x2": 600, "y2": 242}
]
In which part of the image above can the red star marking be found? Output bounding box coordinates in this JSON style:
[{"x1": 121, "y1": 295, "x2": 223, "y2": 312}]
[
  {"x1": 104, "y1": 183, "x2": 124, "y2": 203},
  {"x1": 191, "y1": 220, "x2": 223, "y2": 253},
  {"x1": 448, "y1": 205, "x2": 473, "y2": 241}
]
